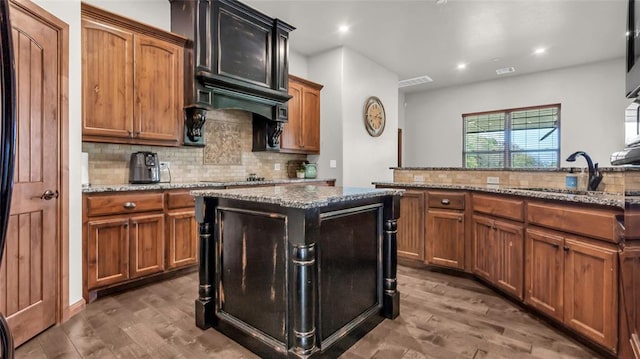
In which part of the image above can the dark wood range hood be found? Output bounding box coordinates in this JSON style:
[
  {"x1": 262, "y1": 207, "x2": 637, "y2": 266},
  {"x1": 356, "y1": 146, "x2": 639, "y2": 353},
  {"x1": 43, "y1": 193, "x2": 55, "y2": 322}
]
[{"x1": 170, "y1": 0, "x2": 294, "y2": 149}]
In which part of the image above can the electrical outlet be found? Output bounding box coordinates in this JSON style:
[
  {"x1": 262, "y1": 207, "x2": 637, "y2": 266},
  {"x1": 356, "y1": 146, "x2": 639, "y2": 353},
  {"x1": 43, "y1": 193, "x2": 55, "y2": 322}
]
[
  {"x1": 486, "y1": 176, "x2": 499, "y2": 184},
  {"x1": 413, "y1": 175, "x2": 424, "y2": 182},
  {"x1": 274, "y1": 163, "x2": 281, "y2": 171},
  {"x1": 159, "y1": 161, "x2": 170, "y2": 169},
  {"x1": 329, "y1": 160, "x2": 337, "y2": 168}
]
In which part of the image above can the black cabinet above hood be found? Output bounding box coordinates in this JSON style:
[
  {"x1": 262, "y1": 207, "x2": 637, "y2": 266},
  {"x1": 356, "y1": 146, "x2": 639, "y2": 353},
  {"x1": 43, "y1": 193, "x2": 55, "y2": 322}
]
[{"x1": 170, "y1": 0, "x2": 294, "y2": 148}]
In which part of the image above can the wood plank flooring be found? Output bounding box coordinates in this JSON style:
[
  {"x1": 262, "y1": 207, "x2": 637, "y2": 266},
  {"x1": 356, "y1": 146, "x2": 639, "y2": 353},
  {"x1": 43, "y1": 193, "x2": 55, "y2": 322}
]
[{"x1": 16, "y1": 266, "x2": 602, "y2": 358}]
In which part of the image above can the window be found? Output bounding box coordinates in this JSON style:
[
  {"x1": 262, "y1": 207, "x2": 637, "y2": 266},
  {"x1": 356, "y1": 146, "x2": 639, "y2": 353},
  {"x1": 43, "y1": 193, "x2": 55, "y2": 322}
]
[{"x1": 463, "y1": 104, "x2": 560, "y2": 169}]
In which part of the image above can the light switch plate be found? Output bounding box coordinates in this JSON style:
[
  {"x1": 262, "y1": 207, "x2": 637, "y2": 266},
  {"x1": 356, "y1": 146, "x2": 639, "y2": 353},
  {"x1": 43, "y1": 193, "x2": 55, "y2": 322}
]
[
  {"x1": 414, "y1": 175, "x2": 425, "y2": 182},
  {"x1": 274, "y1": 163, "x2": 281, "y2": 171},
  {"x1": 486, "y1": 176, "x2": 499, "y2": 184},
  {"x1": 329, "y1": 160, "x2": 337, "y2": 168}
]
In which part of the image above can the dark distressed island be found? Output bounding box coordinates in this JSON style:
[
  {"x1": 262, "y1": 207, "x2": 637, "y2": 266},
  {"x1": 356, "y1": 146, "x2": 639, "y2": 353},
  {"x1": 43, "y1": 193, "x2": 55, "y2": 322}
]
[{"x1": 191, "y1": 185, "x2": 403, "y2": 358}]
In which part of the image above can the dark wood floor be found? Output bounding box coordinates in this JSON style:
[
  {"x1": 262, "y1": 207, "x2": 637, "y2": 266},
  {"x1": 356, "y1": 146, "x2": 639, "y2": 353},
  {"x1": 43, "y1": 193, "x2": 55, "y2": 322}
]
[{"x1": 16, "y1": 266, "x2": 602, "y2": 359}]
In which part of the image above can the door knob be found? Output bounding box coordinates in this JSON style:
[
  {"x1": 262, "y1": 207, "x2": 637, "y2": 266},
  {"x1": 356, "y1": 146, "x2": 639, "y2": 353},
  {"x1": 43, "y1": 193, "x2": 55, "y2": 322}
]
[{"x1": 40, "y1": 190, "x2": 58, "y2": 200}]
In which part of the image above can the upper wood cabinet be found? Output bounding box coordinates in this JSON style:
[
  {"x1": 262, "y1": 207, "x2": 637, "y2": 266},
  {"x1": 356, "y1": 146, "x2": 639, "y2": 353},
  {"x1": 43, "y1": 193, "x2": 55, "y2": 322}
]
[
  {"x1": 280, "y1": 75, "x2": 323, "y2": 154},
  {"x1": 81, "y1": 4, "x2": 186, "y2": 146}
]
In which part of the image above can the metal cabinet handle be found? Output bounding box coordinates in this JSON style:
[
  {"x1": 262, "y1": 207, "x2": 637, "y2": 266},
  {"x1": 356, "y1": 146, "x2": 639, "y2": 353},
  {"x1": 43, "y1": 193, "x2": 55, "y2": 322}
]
[
  {"x1": 552, "y1": 243, "x2": 560, "y2": 249},
  {"x1": 441, "y1": 199, "x2": 450, "y2": 205},
  {"x1": 123, "y1": 202, "x2": 136, "y2": 209},
  {"x1": 563, "y1": 246, "x2": 570, "y2": 252},
  {"x1": 457, "y1": 216, "x2": 463, "y2": 222},
  {"x1": 40, "y1": 190, "x2": 58, "y2": 200}
]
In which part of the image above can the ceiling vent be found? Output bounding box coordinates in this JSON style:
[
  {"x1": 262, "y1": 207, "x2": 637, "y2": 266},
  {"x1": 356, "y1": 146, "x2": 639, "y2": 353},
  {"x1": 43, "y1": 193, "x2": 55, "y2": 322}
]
[
  {"x1": 399, "y1": 75, "x2": 434, "y2": 88},
  {"x1": 496, "y1": 67, "x2": 516, "y2": 75}
]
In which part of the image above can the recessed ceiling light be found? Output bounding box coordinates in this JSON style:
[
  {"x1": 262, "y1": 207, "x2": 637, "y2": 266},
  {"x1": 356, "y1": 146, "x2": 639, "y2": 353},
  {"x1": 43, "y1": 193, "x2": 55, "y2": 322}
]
[
  {"x1": 338, "y1": 24, "x2": 350, "y2": 33},
  {"x1": 534, "y1": 47, "x2": 546, "y2": 55},
  {"x1": 457, "y1": 63, "x2": 467, "y2": 70},
  {"x1": 435, "y1": 0, "x2": 448, "y2": 4}
]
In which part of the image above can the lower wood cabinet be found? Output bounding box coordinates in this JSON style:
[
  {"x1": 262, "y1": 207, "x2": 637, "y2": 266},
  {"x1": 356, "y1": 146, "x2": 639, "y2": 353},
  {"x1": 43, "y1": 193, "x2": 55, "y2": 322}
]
[
  {"x1": 525, "y1": 226, "x2": 619, "y2": 352},
  {"x1": 396, "y1": 190, "x2": 425, "y2": 262},
  {"x1": 86, "y1": 216, "x2": 130, "y2": 289},
  {"x1": 166, "y1": 209, "x2": 198, "y2": 269},
  {"x1": 129, "y1": 213, "x2": 165, "y2": 278},
  {"x1": 86, "y1": 213, "x2": 165, "y2": 289},
  {"x1": 472, "y1": 214, "x2": 524, "y2": 300},
  {"x1": 426, "y1": 208, "x2": 465, "y2": 269}
]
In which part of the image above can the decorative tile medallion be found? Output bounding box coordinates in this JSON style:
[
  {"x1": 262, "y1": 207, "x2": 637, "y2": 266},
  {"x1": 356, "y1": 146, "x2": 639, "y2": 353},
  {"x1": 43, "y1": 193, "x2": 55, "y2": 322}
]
[{"x1": 204, "y1": 120, "x2": 242, "y2": 165}]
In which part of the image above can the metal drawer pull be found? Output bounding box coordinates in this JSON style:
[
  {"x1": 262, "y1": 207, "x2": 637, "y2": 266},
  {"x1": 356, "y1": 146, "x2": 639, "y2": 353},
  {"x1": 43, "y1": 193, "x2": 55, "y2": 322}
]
[
  {"x1": 552, "y1": 243, "x2": 560, "y2": 249},
  {"x1": 123, "y1": 202, "x2": 136, "y2": 209},
  {"x1": 457, "y1": 216, "x2": 463, "y2": 222},
  {"x1": 441, "y1": 199, "x2": 450, "y2": 205}
]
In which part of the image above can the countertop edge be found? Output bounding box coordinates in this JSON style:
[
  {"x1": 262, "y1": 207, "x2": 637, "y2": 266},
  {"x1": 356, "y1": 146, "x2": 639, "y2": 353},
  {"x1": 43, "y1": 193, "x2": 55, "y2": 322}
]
[
  {"x1": 372, "y1": 181, "x2": 624, "y2": 208},
  {"x1": 82, "y1": 178, "x2": 337, "y2": 193}
]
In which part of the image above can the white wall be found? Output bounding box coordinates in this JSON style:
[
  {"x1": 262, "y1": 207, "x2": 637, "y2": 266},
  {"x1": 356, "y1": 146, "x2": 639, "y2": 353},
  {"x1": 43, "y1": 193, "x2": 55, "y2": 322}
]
[
  {"x1": 84, "y1": 0, "x2": 170, "y2": 31},
  {"x1": 341, "y1": 48, "x2": 398, "y2": 187},
  {"x1": 289, "y1": 50, "x2": 308, "y2": 78},
  {"x1": 308, "y1": 48, "x2": 344, "y2": 185},
  {"x1": 31, "y1": 0, "x2": 83, "y2": 306},
  {"x1": 308, "y1": 47, "x2": 398, "y2": 187},
  {"x1": 404, "y1": 58, "x2": 628, "y2": 167}
]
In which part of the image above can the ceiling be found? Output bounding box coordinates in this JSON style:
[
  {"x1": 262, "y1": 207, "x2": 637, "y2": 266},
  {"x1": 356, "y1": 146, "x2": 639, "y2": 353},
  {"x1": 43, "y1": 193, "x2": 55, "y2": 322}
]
[{"x1": 245, "y1": 0, "x2": 627, "y2": 93}]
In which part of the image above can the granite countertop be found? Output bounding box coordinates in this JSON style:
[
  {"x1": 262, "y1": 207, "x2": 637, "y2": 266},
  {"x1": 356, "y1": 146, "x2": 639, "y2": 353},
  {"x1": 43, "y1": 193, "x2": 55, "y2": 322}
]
[
  {"x1": 191, "y1": 186, "x2": 404, "y2": 209},
  {"x1": 82, "y1": 178, "x2": 336, "y2": 193},
  {"x1": 390, "y1": 167, "x2": 636, "y2": 172},
  {"x1": 372, "y1": 181, "x2": 625, "y2": 208}
]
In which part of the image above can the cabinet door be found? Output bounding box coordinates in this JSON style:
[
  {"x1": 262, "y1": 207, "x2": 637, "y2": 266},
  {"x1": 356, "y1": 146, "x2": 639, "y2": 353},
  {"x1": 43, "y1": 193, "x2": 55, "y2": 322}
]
[
  {"x1": 472, "y1": 215, "x2": 497, "y2": 281},
  {"x1": 129, "y1": 213, "x2": 165, "y2": 278},
  {"x1": 564, "y1": 237, "x2": 618, "y2": 351},
  {"x1": 166, "y1": 209, "x2": 198, "y2": 269},
  {"x1": 281, "y1": 80, "x2": 303, "y2": 151},
  {"x1": 86, "y1": 217, "x2": 130, "y2": 289},
  {"x1": 426, "y1": 209, "x2": 464, "y2": 269},
  {"x1": 81, "y1": 19, "x2": 134, "y2": 139},
  {"x1": 495, "y1": 219, "x2": 524, "y2": 300},
  {"x1": 397, "y1": 190, "x2": 425, "y2": 262},
  {"x1": 525, "y1": 228, "x2": 564, "y2": 321},
  {"x1": 134, "y1": 35, "x2": 183, "y2": 143},
  {"x1": 301, "y1": 86, "x2": 321, "y2": 153}
]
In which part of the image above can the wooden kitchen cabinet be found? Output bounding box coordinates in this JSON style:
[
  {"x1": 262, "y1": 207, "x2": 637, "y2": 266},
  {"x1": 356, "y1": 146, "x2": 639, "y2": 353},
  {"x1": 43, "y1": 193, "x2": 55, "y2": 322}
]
[
  {"x1": 86, "y1": 211, "x2": 165, "y2": 287},
  {"x1": 526, "y1": 200, "x2": 621, "y2": 352},
  {"x1": 396, "y1": 190, "x2": 426, "y2": 263},
  {"x1": 564, "y1": 236, "x2": 618, "y2": 352},
  {"x1": 129, "y1": 213, "x2": 165, "y2": 278},
  {"x1": 81, "y1": 3, "x2": 186, "y2": 146},
  {"x1": 472, "y1": 194, "x2": 525, "y2": 300},
  {"x1": 525, "y1": 227, "x2": 565, "y2": 322},
  {"x1": 166, "y1": 190, "x2": 198, "y2": 269},
  {"x1": 84, "y1": 191, "x2": 166, "y2": 297},
  {"x1": 425, "y1": 191, "x2": 465, "y2": 269},
  {"x1": 86, "y1": 216, "x2": 130, "y2": 289},
  {"x1": 280, "y1": 75, "x2": 323, "y2": 154}
]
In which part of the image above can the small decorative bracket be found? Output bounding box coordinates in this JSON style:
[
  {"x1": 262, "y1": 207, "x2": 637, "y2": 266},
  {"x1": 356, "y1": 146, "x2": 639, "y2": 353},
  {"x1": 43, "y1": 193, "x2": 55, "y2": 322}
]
[{"x1": 184, "y1": 105, "x2": 208, "y2": 146}]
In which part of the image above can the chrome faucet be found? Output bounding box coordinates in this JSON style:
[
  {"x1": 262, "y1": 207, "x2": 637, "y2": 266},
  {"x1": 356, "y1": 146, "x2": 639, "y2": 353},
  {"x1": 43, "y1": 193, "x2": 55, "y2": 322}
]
[{"x1": 566, "y1": 151, "x2": 603, "y2": 191}]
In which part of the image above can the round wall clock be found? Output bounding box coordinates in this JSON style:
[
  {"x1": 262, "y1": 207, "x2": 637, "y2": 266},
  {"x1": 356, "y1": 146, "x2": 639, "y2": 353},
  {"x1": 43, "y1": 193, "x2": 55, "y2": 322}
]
[{"x1": 363, "y1": 96, "x2": 386, "y2": 137}]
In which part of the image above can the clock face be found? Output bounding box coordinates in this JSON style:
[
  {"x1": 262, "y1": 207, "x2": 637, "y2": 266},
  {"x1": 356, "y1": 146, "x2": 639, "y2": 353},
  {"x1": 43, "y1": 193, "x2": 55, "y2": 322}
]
[{"x1": 364, "y1": 96, "x2": 386, "y2": 137}]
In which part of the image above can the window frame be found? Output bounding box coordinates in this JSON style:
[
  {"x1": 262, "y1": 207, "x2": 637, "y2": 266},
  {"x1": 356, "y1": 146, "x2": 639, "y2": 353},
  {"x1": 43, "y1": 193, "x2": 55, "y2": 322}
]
[{"x1": 462, "y1": 103, "x2": 561, "y2": 169}]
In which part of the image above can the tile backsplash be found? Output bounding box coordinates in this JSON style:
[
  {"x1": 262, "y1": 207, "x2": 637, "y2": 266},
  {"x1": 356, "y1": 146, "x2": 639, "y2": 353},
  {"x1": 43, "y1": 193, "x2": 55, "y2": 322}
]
[{"x1": 84, "y1": 109, "x2": 306, "y2": 185}]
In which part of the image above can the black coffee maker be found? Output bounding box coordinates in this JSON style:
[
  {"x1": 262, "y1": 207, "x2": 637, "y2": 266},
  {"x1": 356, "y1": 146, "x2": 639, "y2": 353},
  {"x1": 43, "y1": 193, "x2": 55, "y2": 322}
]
[{"x1": 129, "y1": 151, "x2": 160, "y2": 184}]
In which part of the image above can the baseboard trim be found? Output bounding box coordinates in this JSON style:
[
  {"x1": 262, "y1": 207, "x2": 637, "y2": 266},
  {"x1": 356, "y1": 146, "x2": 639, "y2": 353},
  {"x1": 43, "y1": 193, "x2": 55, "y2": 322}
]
[{"x1": 63, "y1": 299, "x2": 86, "y2": 322}]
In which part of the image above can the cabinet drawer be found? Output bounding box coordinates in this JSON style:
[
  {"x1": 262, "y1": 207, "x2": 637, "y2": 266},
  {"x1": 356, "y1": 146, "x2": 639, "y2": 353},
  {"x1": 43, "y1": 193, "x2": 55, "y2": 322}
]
[
  {"x1": 166, "y1": 191, "x2": 195, "y2": 209},
  {"x1": 527, "y1": 201, "x2": 621, "y2": 243},
  {"x1": 472, "y1": 194, "x2": 524, "y2": 222},
  {"x1": 427, "y1": 191, "x2": 465, "y2": 210},
  {"x1": 86, "y1": 192, "x2": 164, "y2": 217}
]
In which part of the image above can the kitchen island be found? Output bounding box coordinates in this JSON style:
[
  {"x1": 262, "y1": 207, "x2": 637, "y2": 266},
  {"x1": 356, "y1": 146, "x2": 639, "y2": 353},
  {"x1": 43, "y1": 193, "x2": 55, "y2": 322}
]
[{"x1": 191, "y1": 185, "x2": 403, "y2": 358}]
